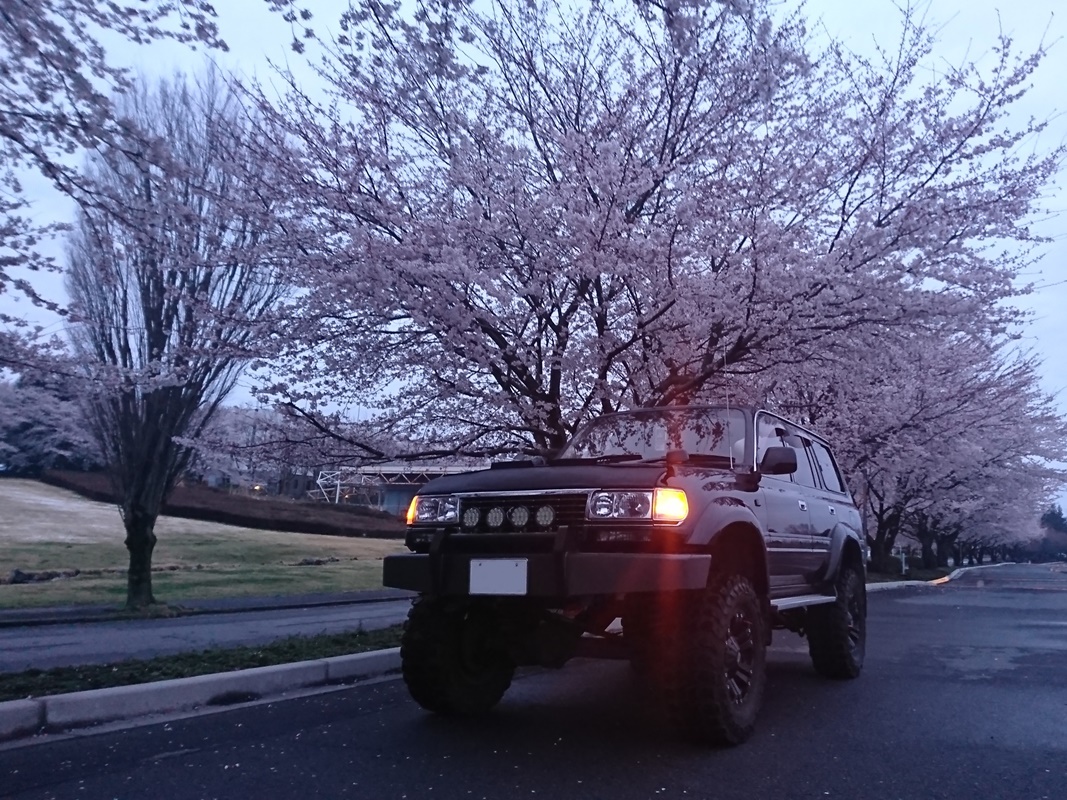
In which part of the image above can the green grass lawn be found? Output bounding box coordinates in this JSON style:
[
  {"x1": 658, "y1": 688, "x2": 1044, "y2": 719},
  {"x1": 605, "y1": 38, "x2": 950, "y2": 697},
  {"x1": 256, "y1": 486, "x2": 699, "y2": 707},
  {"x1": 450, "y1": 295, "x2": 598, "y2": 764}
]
[{"x1": 0, "y1": 480, "x2": 407, "y2": 609}]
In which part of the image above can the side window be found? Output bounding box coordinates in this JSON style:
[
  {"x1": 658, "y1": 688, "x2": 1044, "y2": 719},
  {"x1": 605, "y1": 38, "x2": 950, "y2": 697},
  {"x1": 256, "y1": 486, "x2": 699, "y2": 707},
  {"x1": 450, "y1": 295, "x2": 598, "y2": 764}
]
[
  {"x1": 811, "y1": 442, "x2": 846, "y2": 493},
  {"x1": 755, "y1": 415, "x2": 783, "y2": 462},
  {"x1": 783, "y1": 434, "x2": 818, "y2": 489},
  {"x1": 756, "y1": 414, "x2": 829, "y2": 491},
  {"x1": 755, "y1": 415, "x2": 787, "y2": 482}
]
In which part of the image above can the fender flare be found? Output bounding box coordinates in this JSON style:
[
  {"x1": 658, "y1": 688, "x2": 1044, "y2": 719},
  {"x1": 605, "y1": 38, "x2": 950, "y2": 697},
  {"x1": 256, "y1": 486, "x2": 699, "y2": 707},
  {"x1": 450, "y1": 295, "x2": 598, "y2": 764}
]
[
  {"x1": 822, "y1": 524, "x2": 866, "y2": 584},
  {"x1": 687, "y1": 499, "x2": 764, "y2": 546},
  {"x1": 690, "y1": 500, "x2": 770, "y2": 597}
]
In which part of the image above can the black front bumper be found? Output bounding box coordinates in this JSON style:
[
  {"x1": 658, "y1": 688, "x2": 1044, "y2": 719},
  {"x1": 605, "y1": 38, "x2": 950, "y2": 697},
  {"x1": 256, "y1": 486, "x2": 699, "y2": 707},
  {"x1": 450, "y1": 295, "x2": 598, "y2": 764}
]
[{"x1": 383, "y1": 551, "x2": 712, "y2": 598}]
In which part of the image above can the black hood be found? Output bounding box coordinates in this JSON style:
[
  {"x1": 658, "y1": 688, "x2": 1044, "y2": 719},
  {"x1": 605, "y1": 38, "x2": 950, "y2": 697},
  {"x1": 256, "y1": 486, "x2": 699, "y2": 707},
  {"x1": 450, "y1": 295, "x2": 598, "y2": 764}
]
[
  {"x1": 417, "y1": 462, "x2": 735, "y2": 495},
  {"x1": 417, "y1": 463, "x2": 672, "y2": 495}
]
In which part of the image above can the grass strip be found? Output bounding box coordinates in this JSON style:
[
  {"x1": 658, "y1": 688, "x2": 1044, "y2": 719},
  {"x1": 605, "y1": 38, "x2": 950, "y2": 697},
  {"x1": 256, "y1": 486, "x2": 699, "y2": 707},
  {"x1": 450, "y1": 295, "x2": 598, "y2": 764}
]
[{"x1": 0, "y1": 625, "x2": 404, "y2": 703}]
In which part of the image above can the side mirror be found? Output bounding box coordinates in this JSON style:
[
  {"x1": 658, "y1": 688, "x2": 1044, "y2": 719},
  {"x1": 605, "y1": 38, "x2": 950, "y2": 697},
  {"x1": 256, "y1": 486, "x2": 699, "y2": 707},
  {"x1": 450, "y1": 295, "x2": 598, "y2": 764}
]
[{"x1": 760, "y1": 446, "x2": 797, "y2": 475}]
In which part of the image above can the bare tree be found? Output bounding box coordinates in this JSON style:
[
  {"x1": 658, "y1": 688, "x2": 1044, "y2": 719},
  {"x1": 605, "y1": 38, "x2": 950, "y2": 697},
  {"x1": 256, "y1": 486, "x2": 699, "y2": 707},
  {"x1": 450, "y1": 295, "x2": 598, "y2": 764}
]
[
  {"x1": 0, "y1": 1, "x2": 316, "y2": 372},
  {"x1": 65, "y1": 69, "x2": 288, "y2": 609}
]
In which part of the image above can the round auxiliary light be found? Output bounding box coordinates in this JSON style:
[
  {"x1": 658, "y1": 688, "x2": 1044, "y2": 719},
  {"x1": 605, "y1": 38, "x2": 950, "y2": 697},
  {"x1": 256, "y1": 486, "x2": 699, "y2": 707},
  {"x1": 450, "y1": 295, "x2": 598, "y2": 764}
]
[
  {"x1": 535, "y1": 505, "x2": 555, "y2": 528},
  {"x1": 486, "y1": 507, "x2": 505, "y2": 528},
  {"x1": 508, "y1": 506, "x2": 530, "y2": 527},
  {"x1": 462, "y1": 507, "x2": 481, "y2": 528}
]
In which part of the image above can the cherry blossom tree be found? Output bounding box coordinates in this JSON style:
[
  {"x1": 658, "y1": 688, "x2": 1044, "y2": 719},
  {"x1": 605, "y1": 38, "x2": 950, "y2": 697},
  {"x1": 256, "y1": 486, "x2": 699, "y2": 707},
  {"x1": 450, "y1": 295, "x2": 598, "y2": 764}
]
[
  {"x1": 759, "y1": 330, "x2": 1067, "y2": 572},
  {"x1": 66, "y1": 71, "x2": 289, "y2": 610},
  {"x1": 247, "y1": 0, "x2": 1060, "y2": 463},
  {"x1": 904, "y1": 452, "x2": 1054, "y2": 568},
  {"x1": 185, "y1": 406, "x2": 283, "y2": 491}
]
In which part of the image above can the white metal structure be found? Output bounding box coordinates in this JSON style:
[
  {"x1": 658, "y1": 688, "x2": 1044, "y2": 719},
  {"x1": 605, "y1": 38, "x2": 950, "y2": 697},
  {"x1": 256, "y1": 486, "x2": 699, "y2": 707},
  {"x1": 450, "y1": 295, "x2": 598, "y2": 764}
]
[{"x1": 308, "y1": 463, "x2": 483, "y2": 507}]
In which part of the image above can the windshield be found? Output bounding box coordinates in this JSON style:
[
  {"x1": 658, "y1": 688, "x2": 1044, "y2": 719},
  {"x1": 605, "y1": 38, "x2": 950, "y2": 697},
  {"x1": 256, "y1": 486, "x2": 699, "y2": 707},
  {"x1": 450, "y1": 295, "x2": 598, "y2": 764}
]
[{"x1": 559, "y1": 407, "x2": 747, "y2": 463}]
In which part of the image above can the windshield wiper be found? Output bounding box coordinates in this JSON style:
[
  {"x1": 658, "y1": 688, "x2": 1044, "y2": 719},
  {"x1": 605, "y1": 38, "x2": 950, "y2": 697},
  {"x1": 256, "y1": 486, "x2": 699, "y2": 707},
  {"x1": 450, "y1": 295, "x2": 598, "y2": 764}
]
[
  {"x1": 553, "y1": 454, "x2": 644, "y2": 465},
  {"x1": 637, "y1": 453, "x2": 732, "y2": 466}
]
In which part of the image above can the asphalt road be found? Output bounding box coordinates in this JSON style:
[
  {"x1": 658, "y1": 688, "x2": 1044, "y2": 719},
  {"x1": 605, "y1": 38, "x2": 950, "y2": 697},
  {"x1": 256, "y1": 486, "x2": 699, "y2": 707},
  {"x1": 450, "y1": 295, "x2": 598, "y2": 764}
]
[
  {"x1": 0, "y1": 601, "x2": 413, "y2": 672},
  {"x1": 2, "y1": 563, "x2": 1066, "y2": 800}
]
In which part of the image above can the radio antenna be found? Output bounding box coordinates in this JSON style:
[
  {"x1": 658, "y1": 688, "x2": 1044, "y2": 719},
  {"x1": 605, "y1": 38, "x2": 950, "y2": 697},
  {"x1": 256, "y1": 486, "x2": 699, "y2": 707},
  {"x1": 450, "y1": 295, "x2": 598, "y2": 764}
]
[{"x1": 723, "y1": 342, "x2": 734, "y2": 470}]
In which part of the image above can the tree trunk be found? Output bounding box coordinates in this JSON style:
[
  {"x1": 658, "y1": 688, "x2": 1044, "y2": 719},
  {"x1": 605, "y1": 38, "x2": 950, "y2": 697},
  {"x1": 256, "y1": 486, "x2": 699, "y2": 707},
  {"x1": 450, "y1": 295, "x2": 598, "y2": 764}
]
[
  {"x1": 912, "y1": 514, "x2": 938, "y2": 570},
  {"x1": 935, "y1": 533, "x2": 958, "y2": 568},
  {"x1": 918, "y1": 537, "x2": 935, "y2": 569},
  {"x1": 869, "y1": 534, "x2": 893, "y2": 574},
  {"x1": 124, "y1": 508, "x2": 158, "y2": 609},
  {"x1": 867, "y1": 506, "x2": 902, "y2": 574}
]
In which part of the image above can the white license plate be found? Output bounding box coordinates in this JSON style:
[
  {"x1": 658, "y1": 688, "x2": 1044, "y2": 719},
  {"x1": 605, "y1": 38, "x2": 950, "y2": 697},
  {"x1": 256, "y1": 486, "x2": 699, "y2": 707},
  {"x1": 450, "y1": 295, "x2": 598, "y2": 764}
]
[{"x1": 469, "y1": 559, "x2": 528, "y2": 595}]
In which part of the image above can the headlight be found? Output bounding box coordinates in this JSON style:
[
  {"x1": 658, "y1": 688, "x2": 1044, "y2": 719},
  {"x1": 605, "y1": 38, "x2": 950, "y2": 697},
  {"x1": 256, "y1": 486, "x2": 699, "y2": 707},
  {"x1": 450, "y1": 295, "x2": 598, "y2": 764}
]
[
  {"x1": 587, "y1": 489, "x2": 688, "y2": 523},
  {"x1": 406, "y1": 495, "x2": 459, "y2": 525}
]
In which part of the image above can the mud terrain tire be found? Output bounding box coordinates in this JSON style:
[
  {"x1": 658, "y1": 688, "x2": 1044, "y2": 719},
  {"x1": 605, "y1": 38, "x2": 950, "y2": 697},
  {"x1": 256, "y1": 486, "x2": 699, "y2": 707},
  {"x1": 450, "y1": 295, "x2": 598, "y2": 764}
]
[
  {"x1": 400, "y1": 596, "x2": 515, "y2": 715},
  {"x1": 669, "y1": 574, "x2": 767, "y2": 746},
  {"x1": 807, "y1": 564, "x2": 866, "y2": 679}
]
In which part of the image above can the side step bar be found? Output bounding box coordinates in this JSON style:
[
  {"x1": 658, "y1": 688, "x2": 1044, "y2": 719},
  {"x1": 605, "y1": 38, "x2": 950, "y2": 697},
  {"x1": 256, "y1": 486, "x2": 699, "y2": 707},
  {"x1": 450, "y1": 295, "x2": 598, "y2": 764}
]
[{"x1": 770, "y1": 594, "x2": 837, "y2": 611}]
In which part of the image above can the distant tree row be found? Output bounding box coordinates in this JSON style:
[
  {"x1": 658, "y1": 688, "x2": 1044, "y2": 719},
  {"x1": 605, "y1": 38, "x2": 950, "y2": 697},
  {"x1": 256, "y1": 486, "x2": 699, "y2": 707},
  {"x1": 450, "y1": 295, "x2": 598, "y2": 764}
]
[
  {"x1": 1042, "y1": 506, "x2": 1067, "y2": 534},
  {"x1": 0, "y1": 376, "x2": 100, "y2": 474}
]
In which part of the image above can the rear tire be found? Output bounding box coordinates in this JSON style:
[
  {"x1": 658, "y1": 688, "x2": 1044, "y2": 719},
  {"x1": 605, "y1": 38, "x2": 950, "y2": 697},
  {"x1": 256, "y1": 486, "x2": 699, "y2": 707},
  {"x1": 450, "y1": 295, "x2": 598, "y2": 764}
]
[
  {"x1": 668, "y1": 574, "x2": 767, "y2": 746},
  {"x1": 807, "y1": 563, "x2": 866, "y2": 679},
  {"x1": 400, "y1": 596, "x2": 515, "y2": 715}
]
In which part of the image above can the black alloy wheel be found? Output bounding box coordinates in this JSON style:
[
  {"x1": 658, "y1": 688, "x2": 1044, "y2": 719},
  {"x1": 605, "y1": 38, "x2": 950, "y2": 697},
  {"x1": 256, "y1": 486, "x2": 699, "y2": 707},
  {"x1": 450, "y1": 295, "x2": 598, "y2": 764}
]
[{"x1": 723, "y1": 608, "x2": 759, "y2": 705}]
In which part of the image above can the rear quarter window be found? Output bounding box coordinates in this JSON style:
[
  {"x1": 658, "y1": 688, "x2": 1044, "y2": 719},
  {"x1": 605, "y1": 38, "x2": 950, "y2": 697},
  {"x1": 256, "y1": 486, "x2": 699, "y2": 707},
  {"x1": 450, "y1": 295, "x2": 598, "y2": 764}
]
[{"x1": 811, "y1": 442, "x2": 846, "y2": 493}]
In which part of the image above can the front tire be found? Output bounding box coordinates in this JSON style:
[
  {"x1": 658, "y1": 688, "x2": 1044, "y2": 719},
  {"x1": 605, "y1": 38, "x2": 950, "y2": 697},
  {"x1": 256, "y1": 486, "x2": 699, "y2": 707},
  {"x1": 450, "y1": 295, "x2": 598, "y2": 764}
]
[
  {"x1": 807, "y1": 563, "x2": 866, "y2": 679},
  {"x1": 400, "y1": 596, "x2": 516, "y2": 716},
  {"x1": 669, "y1": 574, "x2": 767, "y2": 746}
]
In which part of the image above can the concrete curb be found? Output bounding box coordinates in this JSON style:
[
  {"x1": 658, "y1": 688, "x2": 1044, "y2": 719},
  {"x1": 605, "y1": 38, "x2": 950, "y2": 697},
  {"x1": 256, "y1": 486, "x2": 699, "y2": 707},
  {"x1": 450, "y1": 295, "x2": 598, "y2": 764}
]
[
  {"x1": 867, "y1": 561, "x2": 1015, "y2": 592},
  {"x1": 866, "y1": 579, "x2": 930, "y2": 591},
  {"x1": 933, "y1": 561, "x2": 1016, "y2": 584},
  {"x1": 0, "y1": 647, "x2": 401, "y2": 743},
  {"x1": 0, "y1": 700, "x2": 42, "y2": 741}
]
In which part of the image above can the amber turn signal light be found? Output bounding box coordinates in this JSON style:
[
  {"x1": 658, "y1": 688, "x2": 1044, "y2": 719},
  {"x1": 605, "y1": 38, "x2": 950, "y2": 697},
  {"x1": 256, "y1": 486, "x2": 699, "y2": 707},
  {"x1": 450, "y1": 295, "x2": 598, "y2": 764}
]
[{"x1": 653, "y1": 488, "x2": 688, "y2": 522}]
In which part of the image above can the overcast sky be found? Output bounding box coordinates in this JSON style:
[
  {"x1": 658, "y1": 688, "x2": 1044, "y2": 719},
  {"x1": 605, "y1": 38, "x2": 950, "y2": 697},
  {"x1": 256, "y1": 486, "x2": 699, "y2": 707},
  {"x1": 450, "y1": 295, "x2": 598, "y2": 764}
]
[{"x1": 4, "y1": 0, "x2": 1066, "y2": 492}]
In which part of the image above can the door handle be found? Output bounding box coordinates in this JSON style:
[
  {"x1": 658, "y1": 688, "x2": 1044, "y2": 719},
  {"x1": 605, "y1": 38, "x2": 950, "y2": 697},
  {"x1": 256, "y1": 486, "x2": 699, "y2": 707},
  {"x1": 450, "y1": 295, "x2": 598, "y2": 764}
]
[
  {"x1": 828, "y1": 506, "x2": 836, "y2": 515},
  {"x1": 798, "y1": 500, "x2": 807, "y2": 511}
]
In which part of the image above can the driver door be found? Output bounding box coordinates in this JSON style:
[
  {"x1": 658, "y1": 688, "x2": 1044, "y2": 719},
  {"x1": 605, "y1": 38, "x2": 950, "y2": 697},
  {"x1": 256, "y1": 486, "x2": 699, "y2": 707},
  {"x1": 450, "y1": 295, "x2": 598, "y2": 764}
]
[{"x1": 755, "y1": 414, "x2": 818, "y2": 598}]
